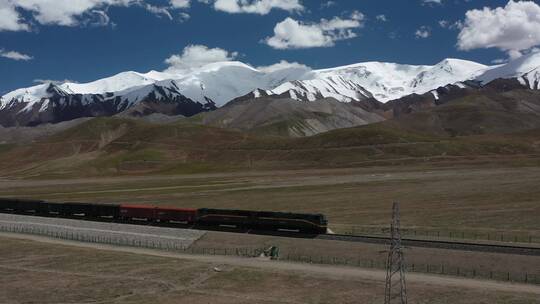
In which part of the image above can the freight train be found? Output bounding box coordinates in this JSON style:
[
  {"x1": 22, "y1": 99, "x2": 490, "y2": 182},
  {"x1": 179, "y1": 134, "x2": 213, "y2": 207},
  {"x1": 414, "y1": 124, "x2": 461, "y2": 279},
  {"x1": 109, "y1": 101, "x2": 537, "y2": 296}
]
[{"x1": 0, "y1": 198, "x2": 328, "y2": 234}]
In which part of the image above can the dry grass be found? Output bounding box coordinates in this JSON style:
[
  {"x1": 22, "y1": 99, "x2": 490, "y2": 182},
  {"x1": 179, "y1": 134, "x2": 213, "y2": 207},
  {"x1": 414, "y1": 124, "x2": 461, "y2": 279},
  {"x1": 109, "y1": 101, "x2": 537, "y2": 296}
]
[
  {"x1": 1, "y1": 165, "x2": 539, "y2": 235},
  {"x1": 0, "y1": 236, "x2": 539, "y2": 304},
  {"x1": 192, "y1": 231, "x2": 540, "y2": 277}
]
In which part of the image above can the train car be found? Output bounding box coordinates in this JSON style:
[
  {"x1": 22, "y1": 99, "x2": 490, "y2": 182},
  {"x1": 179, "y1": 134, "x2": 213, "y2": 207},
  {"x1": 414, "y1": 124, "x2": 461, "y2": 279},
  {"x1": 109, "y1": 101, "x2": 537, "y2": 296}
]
[
  {"x1": 155, "y1": 207, "x2": 197, "y2": 223},
  {"x1": 1, "y1": 197, "x2": 329, "y2": 235},
  {"x1": 9, "y1": 199, "x2": 45, "y2": 213},
  {"x1": 0, "y1": 198, "x2": 18, "y2": 212},
  {"x1": 38, "y1": 201, "x2": 64, "y2": 216},
  {"x1": 62, "y1": 202, "x2": 95, "y2": 217},
  {"x1": 93, "y1": 204, "x2": 120, "y2": 219},
  {"x1": 256, "y1": 211, "x2": 327, "y2": 234},
  {"x1": 196, "y1": 208, "x2": 328, "y2": 234},
  {"x1": 119, "y1": 205, "x2": 156, "y2": 222},
  {"x1": 197, "y1": 208, "x2": 255, "y2": 228}
]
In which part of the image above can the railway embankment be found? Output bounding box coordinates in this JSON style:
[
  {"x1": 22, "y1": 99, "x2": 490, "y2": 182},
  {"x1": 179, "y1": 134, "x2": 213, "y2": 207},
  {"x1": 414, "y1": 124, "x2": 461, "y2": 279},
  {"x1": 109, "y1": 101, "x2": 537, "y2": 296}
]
[{"x1": 2, "y1": 213, "x2": 540, "y2": 286}]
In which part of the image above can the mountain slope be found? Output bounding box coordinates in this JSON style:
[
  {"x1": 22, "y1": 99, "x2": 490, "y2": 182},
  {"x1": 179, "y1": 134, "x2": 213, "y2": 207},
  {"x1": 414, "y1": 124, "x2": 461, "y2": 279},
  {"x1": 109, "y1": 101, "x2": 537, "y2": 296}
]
[
  {"x1": 1, "y1": 113, "x2": 539, "y2": 178},
  {"x1": 384, "y1": 86, "x2": 540, "y2": 137},
  {"x1": 0, "y1": 81, "x2": 216, "y2": 127},
  {"x1": 200, "y1": 97, "x2": 385, "y2": 137}
]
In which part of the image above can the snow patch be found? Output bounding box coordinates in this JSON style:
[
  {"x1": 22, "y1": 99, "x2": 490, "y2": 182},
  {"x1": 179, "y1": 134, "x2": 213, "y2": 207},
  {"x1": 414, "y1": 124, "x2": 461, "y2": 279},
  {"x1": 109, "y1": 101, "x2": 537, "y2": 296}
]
[{"x1": 431, "y1": 90, "x2": 439, "y2": 100}]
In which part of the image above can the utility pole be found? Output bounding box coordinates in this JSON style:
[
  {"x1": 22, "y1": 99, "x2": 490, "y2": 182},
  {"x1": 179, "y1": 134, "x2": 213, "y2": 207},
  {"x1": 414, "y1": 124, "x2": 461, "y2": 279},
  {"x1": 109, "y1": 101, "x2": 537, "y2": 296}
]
[{"x1": 384, "y1": 202, "x2": 408, "y2": 304}]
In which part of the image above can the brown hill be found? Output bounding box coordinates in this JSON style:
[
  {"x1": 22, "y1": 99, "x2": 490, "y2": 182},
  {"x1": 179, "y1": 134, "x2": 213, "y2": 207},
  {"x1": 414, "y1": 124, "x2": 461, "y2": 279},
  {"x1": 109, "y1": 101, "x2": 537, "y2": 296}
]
[{"x1": 199, "y1": 97, "x2": 385, "y2": 137}]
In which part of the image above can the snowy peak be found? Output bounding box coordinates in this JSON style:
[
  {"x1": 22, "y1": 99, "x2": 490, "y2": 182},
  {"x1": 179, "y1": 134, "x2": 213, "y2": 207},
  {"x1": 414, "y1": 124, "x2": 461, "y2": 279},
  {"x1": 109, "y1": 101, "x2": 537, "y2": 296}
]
[
  {"x1": 476, "y1": 51, "x2": 540, "y2": 86},
  {"x1": 1, "y1": 58, "x2": 494, "y2": 113},
  {"x1": 59, "y1": 71, "x2": 162, "y2": 95},
  {"x1": 257, "y1": 58, "x2": 489, "y2": 103},
  {"x1": 3, "y1": 54, "x2": 540, "y2": 127}
]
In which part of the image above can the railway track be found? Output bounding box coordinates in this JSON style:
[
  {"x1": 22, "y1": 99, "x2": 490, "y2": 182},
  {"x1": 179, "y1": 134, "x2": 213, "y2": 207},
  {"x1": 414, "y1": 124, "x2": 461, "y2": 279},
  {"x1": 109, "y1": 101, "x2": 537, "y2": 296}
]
[
  {"x1": 2, "y1": 210, "x2": 539, "y2": 257},
  {"x1": 191, "y1": 225, "x2": 540, "y2": 256},
  {"x1": 318, "y1": 234, "x2": 540, "y2": 256}
]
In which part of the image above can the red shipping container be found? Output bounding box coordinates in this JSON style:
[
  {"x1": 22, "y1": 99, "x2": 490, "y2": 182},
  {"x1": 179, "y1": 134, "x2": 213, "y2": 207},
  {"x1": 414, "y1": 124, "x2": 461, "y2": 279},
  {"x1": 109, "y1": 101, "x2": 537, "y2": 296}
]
[{"x1": 120, "y1": 205, "x2": 156, "y2": 220}]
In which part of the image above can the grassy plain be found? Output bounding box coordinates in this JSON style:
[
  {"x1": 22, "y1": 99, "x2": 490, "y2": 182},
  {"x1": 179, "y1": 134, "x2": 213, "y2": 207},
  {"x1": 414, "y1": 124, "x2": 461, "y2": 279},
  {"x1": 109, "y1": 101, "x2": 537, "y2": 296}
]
[
  {"x1": 1, "y1": 236, "x2": 539, "y2": 304},
  {"x1": 0, "y1": 165, "x2": 539, "y2": 237}
]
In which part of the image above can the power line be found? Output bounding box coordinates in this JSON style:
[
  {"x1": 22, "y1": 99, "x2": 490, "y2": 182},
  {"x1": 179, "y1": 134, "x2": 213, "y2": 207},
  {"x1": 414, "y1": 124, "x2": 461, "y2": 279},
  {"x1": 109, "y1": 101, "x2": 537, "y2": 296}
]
[{"x1": 384, "y1": 202, "x2": 408, "y2": 304}]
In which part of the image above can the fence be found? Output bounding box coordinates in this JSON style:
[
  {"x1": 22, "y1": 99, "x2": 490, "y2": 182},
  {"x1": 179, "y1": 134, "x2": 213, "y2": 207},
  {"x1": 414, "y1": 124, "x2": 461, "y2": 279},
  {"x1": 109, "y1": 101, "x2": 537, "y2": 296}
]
[
  {"x1": 282, "y1": 253, "x2": 540, "y2": 285},
  {"x1": 0, "y1": 221, "x2": 265, "y2": 258},
  {"x1": 1, "y1": 221, "x2": 539, "y2": 286},
  {"x1": 329, "y1": 224, "x2": 540, "y2": 244}
]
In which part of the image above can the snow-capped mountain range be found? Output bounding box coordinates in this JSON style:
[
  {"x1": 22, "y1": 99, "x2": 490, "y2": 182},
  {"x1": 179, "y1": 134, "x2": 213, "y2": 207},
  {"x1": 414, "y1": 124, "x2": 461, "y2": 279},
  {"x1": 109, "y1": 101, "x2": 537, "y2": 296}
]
[{"x1": 1, "y1": 51, "x2": 540, "y2": 127}]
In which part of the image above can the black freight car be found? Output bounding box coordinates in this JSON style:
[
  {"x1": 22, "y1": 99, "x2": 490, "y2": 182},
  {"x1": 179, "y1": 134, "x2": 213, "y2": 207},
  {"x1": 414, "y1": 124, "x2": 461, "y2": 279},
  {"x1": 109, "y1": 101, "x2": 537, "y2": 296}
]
[
  {"x1": 0, "y1": 198, "x2": 45, "y2": 214},
  {"x1": 61, "y1": 202, "x2": 120, "y2": 219},
  {"x1": 93, "y1": 204, "x2": 120, "y2": 219},
  {"x1": 61, "y1": 202, "x2": 95, "y2": 217},
  {"x1": 0, "y1": 198, "x2": 18, "y2": 212},
  {"x1": 39, "y1": 201, "x2": 64, "y2": 215}
]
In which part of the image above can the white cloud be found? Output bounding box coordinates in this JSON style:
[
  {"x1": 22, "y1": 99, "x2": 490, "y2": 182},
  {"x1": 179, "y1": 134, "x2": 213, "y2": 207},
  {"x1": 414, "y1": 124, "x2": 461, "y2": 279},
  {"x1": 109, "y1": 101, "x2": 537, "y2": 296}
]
[
  {"x1": 0, "y1": 0, "x2": 193, "y2": 31},
  {"x1": 87, "y1": 10, "x2": 111, "y2": 27},
  {"x1": 457, "y1": 0, "x2": 540, "y2": 59},
  {"x1": 415, "y1": 26, "x2": 431, "y2": 39},
  {"x1": 0, "y1": 49, "x2": 33, "y2": 61},
  {"x1": 439, "y1": 19, "x2": 463, "y2": 30},
  {"x1": 213, "y1": 0, "x2": 303, "y2": 15},
  {"x1": 170, "y1": 0, "x2": 190, "y2": 8},
  {"x1": 320, "y1": 1, "x2": 336, "y2": 9},
  {"x1": 264, "y1": 12, "x2": 364, "y2": 49},
  {"x1": 178, "y1": 12, "x2": 191, "y2": 22},
  {"x1": 0, "y1": 1, "x2": 29, "y2": 31},
  {"x1": 164, "y1": 44, "x2": 238, "y2": 72},
  {"x1": 376, "y1": 14, "x2": 387, "y2": 22},
  {"x1": 145, "y1": 4, "x2": 173, "y2": 20},
  {"x1": 13, "y1": 0, "x2": 137, "y2": 27},
  {"x1": 0, "y1": 0, "x2": 139, "y2": 30},
  {"x1": 257, "y1": 60, "x2": 310, "y2": 73},
  {"x1": 33, "y1": 78, "x2": 77, "y2": 85},
  {"x1": 422, "y1": 0, "x2": 442, "y2": 4}
]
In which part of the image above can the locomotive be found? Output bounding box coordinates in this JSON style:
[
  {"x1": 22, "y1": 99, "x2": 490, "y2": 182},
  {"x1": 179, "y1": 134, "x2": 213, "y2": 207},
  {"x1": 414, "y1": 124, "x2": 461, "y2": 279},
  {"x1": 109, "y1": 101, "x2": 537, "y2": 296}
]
[{"x1": 0, "y1": 198, "x2": 328, "y2": 234}]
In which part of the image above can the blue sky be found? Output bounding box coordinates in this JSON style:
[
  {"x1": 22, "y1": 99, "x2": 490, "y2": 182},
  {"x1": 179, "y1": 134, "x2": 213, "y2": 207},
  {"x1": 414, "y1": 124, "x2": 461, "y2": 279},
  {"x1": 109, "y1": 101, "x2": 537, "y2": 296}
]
[{"x1": 1, "y1": 0, "x2": 539, "y2": 94}]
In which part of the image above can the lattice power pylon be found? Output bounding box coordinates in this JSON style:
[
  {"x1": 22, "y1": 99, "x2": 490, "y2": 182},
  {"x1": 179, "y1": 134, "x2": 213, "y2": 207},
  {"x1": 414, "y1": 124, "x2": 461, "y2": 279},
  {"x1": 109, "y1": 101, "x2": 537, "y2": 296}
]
[{"x1": 384, "y1": 202, "x2": 408, "y2": 304}]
